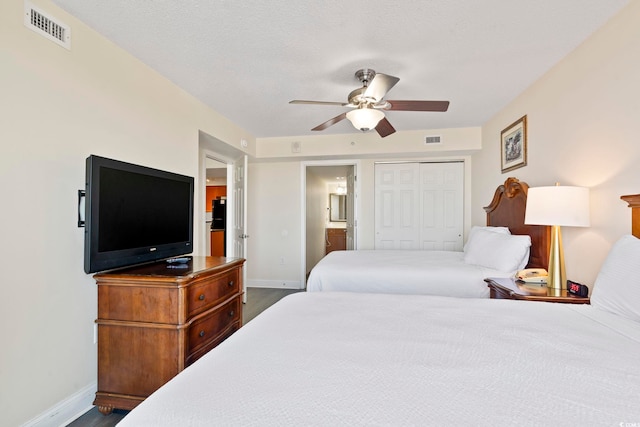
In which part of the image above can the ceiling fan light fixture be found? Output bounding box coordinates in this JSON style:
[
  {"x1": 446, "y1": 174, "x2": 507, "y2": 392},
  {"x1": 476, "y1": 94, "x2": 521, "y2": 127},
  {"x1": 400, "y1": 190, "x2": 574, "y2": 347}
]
[{"x1": 346, "y1": 108, "x2": 384, "y2": 131}]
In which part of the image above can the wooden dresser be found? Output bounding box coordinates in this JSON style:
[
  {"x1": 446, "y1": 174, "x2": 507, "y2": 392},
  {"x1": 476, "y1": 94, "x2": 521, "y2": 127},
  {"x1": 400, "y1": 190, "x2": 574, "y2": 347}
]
[{"x1": 93, "y1": 256, "x2": 245, "y2": 414}]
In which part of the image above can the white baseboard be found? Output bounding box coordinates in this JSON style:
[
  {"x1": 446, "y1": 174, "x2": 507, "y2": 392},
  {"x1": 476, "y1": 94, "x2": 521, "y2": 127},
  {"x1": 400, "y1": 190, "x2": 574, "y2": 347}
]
[
  {"x1": 247, "y1": 279, "x2": 303, "y2": 290},
  {"x1": 22, "y1": 382, "x2": 96, "y2": 427}
]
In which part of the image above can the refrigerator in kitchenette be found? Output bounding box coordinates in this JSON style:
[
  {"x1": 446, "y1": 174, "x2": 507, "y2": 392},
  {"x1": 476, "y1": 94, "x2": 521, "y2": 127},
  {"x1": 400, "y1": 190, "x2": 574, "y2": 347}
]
[{"x1": 210, "y1": 197, "x2": 226, "y2": 256}]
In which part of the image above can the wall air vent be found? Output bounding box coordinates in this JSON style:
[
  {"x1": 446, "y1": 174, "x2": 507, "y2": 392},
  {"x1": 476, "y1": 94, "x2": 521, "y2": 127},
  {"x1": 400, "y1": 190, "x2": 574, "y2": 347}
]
[
  {"x1": 425, "y1": 136, "x2": 442, "y2": 144},
  {"x1": 24, "y1": 2, "x2": 71, "y2": 50}
]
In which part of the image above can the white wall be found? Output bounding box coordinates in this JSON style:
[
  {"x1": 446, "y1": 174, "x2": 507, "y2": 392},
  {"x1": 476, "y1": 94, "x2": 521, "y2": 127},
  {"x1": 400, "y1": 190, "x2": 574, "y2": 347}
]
[
  {"x1": 472, "y1": 0, "x2": 640, "y2": 286},
  {"x1": 1, "y1": 1, "x2": 252, "y2": 425},
  {"x1": 247, "y1": 162, "x2": 302, "y2": 288}
]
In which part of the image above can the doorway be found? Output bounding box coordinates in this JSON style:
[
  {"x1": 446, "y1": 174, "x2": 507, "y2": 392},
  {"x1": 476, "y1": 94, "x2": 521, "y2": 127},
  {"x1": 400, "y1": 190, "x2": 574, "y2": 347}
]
[
  {"x1": 303, "y1": 161, "x2": 358, "y2": 280},
  {"x1": 198, "y1": 130, "x2": 249, "y2": 301},
  {"x1": 205, "y1": 158, "x2": 227, "y2": 256}
]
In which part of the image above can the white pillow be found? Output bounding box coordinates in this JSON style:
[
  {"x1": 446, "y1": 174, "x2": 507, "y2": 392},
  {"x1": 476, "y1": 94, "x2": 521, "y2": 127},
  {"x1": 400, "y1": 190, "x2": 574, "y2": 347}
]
[
  {"x1": 591, "y1": 234, "x2": 640, "y2": 323},
  {"x1": 464, "y1": 228, "x2": 531, "y2": 273},
  {"x1": 463, "y1": 226, "x2": 511, "y2": 251}
]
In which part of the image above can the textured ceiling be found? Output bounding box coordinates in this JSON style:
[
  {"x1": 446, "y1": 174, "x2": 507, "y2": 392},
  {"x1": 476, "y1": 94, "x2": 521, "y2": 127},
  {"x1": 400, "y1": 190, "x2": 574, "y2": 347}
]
[{"x1": 51, "y1": 0, "x2": 628, "y2": 139}]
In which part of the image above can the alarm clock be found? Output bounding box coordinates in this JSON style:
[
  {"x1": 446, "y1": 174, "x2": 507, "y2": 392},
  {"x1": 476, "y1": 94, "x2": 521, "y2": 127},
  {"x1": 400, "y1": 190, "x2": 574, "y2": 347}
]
[{"x1": 567, "y1": 280, "x2": 589, "y2": 297}]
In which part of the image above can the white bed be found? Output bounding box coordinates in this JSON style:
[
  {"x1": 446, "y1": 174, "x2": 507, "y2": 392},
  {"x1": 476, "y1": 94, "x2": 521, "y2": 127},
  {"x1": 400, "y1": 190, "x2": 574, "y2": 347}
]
[
  {"x1": 307, "y1": 178, "x2": 550, "y2": 297},
  {"x1": 306, "y1": 249, "x2": 515, "y2": 297},
  {"x1": 118, "y1": 290, "x2": 640, "y2": 426},
  {"x1": 115, "y1": 196, "x2": 640, "y2": 426}
]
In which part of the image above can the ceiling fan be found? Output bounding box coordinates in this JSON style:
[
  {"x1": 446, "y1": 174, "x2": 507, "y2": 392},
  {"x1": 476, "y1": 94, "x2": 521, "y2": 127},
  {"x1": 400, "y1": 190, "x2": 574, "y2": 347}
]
[{"x1": 289, "y1": 69, "x2": 449, "y2": 138}]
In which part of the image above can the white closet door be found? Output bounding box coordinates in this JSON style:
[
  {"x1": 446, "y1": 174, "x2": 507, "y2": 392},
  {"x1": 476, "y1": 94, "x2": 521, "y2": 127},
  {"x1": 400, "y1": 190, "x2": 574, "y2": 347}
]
[
  {"x1": 375, "y1": 162, "x2": 463, "y2": 251},
  {"x1": 375, "y1": 163, "x2": 420, "y2": 249},
  {"x1": 419, "y1": 162, "x2": 464, "y2": 251}
]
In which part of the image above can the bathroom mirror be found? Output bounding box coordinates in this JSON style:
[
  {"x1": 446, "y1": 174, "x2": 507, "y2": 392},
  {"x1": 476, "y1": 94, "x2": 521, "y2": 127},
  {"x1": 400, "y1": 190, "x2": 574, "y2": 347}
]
[{"x1": 330, "y1": 193, "x2": 347, "y2": 222}]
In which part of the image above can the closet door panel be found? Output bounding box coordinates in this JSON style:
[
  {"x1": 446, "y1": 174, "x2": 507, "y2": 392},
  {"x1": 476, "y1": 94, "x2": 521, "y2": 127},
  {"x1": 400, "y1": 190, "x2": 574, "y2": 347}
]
[
  {"x1": 375, "y1": 163, "x2": 420, "y2": 249},
  {"x1": 419, "y1": 162, "x2": 464, "y2": 251}
]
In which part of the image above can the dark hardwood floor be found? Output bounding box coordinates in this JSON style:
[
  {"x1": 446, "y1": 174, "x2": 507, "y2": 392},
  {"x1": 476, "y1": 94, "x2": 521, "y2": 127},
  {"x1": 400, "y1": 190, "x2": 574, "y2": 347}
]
[
  {"x1": 242, "y1": 287, "x2": 302, "y2": 324},
  {"x1": 67, "y1": 287, "x2": 302, "y2": 426}
]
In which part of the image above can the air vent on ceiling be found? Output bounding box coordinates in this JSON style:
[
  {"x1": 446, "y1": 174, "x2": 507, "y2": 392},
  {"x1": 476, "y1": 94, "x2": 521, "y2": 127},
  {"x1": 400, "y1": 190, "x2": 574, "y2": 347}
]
[
  {"x1": 425, "y1": 136, "x2": 442, "y2": 144},
  {"x1": 24, "y1": 1, "x2": 71, "y2": 50}
]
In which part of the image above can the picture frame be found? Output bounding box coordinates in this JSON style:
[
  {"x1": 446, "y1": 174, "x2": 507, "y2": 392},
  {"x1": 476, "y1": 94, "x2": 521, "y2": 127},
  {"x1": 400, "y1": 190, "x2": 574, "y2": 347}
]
[{"x1": 500, "y1": 115, "x2": 527, "y2": 173}]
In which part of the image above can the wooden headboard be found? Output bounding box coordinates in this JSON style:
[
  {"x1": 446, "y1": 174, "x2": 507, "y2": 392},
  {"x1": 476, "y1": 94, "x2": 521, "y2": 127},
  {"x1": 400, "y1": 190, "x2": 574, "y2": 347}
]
[
  {"x1": 621, "y1": 194, "x2": 640, "y2": 238},
  {"x1": 483, "y1": 177, "x2": 551, "y2": 269}
]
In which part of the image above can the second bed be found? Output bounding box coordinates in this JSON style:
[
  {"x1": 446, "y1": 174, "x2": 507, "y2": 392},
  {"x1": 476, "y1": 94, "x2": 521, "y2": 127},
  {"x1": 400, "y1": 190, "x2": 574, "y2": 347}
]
[{"x1": 307, "y1": 177, "x2": 550, "y2": 297}]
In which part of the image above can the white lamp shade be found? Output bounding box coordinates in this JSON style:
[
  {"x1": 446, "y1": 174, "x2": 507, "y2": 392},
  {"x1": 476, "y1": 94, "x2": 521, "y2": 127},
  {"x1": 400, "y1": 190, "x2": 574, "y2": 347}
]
[
  {"x1": 525, "y1": 186, "x2": 590, "y2": 227},
  {"x1": 346, "y1": 108, "x2": 384, "y2": 131}
]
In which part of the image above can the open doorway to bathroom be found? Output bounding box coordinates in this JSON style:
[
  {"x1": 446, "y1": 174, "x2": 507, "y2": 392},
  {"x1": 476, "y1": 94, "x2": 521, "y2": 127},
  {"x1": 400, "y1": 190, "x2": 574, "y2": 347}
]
[{"x1": 304, "y1": 162, "x2": 357, "y2": 281}]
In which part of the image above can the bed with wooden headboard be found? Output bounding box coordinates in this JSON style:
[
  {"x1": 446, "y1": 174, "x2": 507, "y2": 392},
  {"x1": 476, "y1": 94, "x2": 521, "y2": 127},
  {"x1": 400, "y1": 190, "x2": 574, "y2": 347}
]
[
  {"x1": 305, "y1": 177, "x2": 548, "y2": 297},
  {"x1": 485, "y1": 177, "x2": 550, "y2": 268},
  {"x1": 119, "y1": 191, "x2": 640, "y2": 426},
  {"x1": 621, "y1": 193, "x2": 640, "y2": 238}
]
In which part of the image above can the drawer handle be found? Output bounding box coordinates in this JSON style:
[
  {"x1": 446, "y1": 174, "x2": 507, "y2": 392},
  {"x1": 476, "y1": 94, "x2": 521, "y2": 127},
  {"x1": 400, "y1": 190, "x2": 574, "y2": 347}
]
[
  {"x1": 199, "y1": 330, "x2": 205, "y2": 337},
  {"x1": 229, "y1": 310, "x2": 235, "y2": 317},
  {"x1": 198, "y1": 294, "x2": 205, "y2": 301},
  {"x1": 228, "y1": 280, "x2": 234, "y2": 287}
]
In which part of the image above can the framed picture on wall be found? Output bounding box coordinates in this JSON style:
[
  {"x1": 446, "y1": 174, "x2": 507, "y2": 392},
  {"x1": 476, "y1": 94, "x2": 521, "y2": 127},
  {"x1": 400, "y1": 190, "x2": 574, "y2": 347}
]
[{"x1": 500, "y1": 115, "x2": 527, "y2": 173}]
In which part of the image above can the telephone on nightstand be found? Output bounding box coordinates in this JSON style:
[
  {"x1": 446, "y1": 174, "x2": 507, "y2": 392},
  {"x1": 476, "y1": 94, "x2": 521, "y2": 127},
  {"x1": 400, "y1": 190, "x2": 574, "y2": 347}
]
[{"x1": 516, "y1": 268, "x2": 548, "y2": 284}]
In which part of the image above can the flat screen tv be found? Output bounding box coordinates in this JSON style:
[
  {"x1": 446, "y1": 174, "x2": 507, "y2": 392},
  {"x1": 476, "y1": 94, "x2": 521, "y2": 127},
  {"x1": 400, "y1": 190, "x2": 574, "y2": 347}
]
[{"x1": 84, "y1": 155, "x2": 194, "y2": 273}]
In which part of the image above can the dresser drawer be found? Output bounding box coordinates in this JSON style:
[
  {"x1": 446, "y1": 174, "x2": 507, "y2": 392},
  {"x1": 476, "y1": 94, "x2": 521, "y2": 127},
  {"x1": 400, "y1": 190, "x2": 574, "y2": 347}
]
[
  {"x1": 187, "y1": 297, "x2": 241, "y2": 356},
  {"x1": 186, "y1": 268, "x2": 240, "y2": 318},
  {"x1": 186, "y1": 322, "x2": 240, "y2": 367}
]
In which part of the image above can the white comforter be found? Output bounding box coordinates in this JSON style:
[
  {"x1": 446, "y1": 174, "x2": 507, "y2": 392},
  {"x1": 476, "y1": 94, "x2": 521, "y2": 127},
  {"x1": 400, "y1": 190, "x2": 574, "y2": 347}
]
[
  {"x1": 118, "y1": 292, "x2": 640, "y2": 426},
  {"x1": 306, "y1": 250, "x2": 513, "y2": 297}
]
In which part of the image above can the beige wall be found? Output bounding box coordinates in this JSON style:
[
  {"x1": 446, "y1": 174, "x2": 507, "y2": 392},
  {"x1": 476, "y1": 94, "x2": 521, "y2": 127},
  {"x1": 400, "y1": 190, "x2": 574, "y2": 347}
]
[
  {"x1": 472, "y1": 0, "x2": 640, "y2": 286},
  {"x1": 1, "y1": 1, "x2": 252, "y2": 425}
]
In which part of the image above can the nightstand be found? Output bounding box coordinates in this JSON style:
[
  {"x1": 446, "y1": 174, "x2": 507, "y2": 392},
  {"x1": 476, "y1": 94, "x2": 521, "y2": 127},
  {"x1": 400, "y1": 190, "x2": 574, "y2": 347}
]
[{"x1": 484, "y1": 277, "x2": 590, "y2": 304}]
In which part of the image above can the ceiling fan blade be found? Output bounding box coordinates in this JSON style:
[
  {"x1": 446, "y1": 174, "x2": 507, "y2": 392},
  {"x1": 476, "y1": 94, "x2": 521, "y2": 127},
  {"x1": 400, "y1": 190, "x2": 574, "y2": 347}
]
[
  {"x1": 363, "y1": 73, "x2": 400, "y2": 102},
  {"x1": 385, "y1": 100, "x2": 450, "y2": 112},
  {"x1": 312, "y1": 112, "x2": 348, "y2": 131},
  {"x1": 290, "y1": 100, "x2": 348, "y2": 106},
  {"x1": 375, "y1": 117, "x2": 396, "y2": 138}
]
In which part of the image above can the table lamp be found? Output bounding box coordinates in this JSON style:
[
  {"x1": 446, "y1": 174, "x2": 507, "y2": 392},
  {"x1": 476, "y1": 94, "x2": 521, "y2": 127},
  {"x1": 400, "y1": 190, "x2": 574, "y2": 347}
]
[{"x1": 524, "y1": 184, "x2": 590, "y2": 290}]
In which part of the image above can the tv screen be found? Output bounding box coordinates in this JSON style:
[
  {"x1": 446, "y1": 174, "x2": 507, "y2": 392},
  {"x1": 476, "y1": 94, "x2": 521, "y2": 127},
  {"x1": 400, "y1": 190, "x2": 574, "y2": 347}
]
[{"x1": 84, "y1": 155, "x2": 194, "y2": 273}]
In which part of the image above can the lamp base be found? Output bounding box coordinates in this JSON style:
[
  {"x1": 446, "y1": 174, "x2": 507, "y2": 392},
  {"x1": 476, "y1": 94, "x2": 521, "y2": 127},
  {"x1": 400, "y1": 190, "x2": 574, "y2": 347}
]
[{"x1": 547, "y1": 225, "x2": 566, "y2": 290}]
